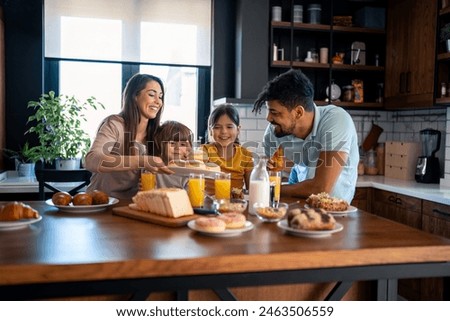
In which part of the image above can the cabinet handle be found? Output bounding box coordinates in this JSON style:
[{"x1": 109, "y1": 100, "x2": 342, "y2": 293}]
[
  {"x1": 406, "y1": 71, "x2": 411, "y2": 93},
  {"x1": 395, "y1": 197, "x2": 402, "y2": 206},
  {"x1": 432, "y1": 209, "x2": 450, "y2": 217},
  {"x1": 388, "y1": 195, "x2": 396, "y2": 203}
]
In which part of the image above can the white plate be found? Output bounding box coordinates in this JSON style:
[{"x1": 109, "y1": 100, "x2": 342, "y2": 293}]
[
  {"x1": 0, "y1": 216, "x2": 42, "y2": 231},
  {"x1": 168, "y1": 166, "x2": 221, "y2": 179},
  {"x1": 187, "y1": 220, "x2": 254, "y2": 237},
  {"x1": 277, "y1": 220, "x2": 343, "y2": 238},
  {"x1": 304, "y1": 204, "x2": 357, "y2": 217},
  {"x1": 45, "y1": 197, "x2": 119, "y2": 213}
]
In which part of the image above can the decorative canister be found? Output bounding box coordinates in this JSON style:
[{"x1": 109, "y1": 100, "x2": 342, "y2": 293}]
[
  {"x1": 342, "y1": 85, "x2": 354, "y2": 102},
  {"x1": 307, "y1": 4, "x2": 321, "y2": 24},
  {"x1": 293, "y1": 5, "x2": 303, "y2": 23}
]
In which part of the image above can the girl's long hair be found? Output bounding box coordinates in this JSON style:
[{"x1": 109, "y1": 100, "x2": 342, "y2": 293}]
[{"x1": 119, "y1": 73, "x2": 165, "y2": 155}]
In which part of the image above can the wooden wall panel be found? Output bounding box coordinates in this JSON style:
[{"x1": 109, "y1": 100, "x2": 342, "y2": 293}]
[{"x1": 0, "y1": 7, "x2": 5, "y2": 169}]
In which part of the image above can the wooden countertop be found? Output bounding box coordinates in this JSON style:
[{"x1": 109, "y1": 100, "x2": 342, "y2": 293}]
[{"x1": 1, "y1": 198, "x2": 450, "y2": 287}]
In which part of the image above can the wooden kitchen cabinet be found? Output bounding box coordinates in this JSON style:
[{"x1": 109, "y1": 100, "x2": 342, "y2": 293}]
[
  {"x1": 371, "y1": 189, "x2": 423, "y2": 300},
  {"x1": 435, "y1": 5, "x2": 450, "y2": 106},
  {"x1": 384, "y1": 0, "x2": 437, "y2": 108},
  {"x1": 371, "y1": 189, "x2": 422, "y2": 229},
  {"x1": 421, "y1": 200, "x2": 450, "y2": 300},
  {"x1": 350, "y1": 187, "x2": 371, "y2": 211},
  {"x1": 422, "y1": 200, "x2": 450, "y2": 239}
]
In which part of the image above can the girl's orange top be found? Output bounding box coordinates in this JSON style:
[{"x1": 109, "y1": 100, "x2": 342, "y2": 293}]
[{"x1": 202, "y1": 143, "x2": 254, "y2": 189}]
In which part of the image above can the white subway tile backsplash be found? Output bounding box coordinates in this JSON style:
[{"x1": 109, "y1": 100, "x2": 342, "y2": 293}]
[{"x1": 232, "y1": 104, "x2": 450, "y2": 183}]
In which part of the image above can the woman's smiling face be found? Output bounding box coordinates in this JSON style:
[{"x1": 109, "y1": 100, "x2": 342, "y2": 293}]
[{"x1": 136, "y1": 80, "x2": 164, "y2": 120}]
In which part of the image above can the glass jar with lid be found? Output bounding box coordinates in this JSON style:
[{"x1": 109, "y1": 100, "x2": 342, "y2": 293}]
[{"x1": 342, "y1": 85, "x2": 354, "y2": 102}]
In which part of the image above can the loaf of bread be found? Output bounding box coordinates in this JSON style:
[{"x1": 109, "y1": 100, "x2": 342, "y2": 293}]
[
  {"x1": 288, "y1": 207, "x2": 336, "y2": 231},
  {"x1": 306, "y1": 192, "x2": 349, "y2": 211},
  {"x1": 0, "y1": 202, "x2": 40, "y2": 221},
  {"x1": 130, "y1": 188, "x2": 194, "y2": 218}
]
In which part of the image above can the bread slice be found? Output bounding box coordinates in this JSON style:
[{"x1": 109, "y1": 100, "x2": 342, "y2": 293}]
[{"x1": 131, "y1": 188, "x2": 194, "y2": 217}]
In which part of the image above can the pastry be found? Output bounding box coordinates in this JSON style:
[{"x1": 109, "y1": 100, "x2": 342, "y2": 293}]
[
  {"x1": 217, "y1": 212, "x2": 246, "y2": 229},
  {"x1": 168, "y1": 159, "x2": 206, "y2": 170},
  {"x1": 255, "y1": 206, "x2": 287, "y2": 220},
  {"x1": 89, "y1": 190, "x2": 109, "y2": 205},
  {"x1": 130, "y1": 188, "x2": 194, "y2": 217},
  {"x1": 305, "y1": 192, "x2": 349, "y2": 211},
  {"x1": 288, "y1": 207, "x2": 336, "y2": 230},
  {"x1": 52, "y1": 191, "x2": 72, "y2": 206},
  {"x1": 195, "y1": 217, "x2": 226, "y2": 232},
  {"x1": 231, "y1": 187, "x2": 244, "y2": 199},
  {"x1": 72, "y1": 192, "x2": 93, "y2": 206},
  {"x1": 0, "y1": 202, "x2": 39, "y2": 221},
  {"x1": 168, "y1": 160, "x2": 221, "y2": 172}
]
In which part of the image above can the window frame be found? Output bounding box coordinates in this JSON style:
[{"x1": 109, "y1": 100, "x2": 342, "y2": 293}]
[{"x1": 44, "y1": 58, "x2": 211, "y2": 143}]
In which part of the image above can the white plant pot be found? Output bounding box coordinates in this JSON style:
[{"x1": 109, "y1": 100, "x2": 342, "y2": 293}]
[
  {"x1": 17, "y1": 163, "x2": 36, "y2": 178},
  {"x1": 55, "y1": 158, "x2": 80, "y2": 170}
]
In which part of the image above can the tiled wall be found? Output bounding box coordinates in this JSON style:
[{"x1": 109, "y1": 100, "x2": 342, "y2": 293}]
[{"x1": 231, "y1": 103, "x2": 450, "y2": 185}]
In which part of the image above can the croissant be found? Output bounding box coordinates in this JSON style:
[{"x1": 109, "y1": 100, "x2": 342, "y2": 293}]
[{"x1": 0, "y1": 201, "x2": 40, "y2": 221}]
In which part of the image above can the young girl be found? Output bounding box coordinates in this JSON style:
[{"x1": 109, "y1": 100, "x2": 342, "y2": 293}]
[
  {"x1": 153, "y1": 120, "x2": 193, "y2": 189},
  {"x1": 202, "y1": 104, "x2": 254, "y2": 194}
]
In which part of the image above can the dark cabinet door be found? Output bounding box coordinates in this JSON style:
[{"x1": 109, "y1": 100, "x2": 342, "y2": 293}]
[{"x1": 385, "y1": 0, "x2": 437, "y2": 108}]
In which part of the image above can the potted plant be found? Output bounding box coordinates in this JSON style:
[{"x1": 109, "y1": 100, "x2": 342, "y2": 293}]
[
  {"x1": 26, "y1": 91, "x2": 104, "y2": 170},
  {"x1": 2, "y1": 142, "x2": 41, "y2": 177},
  {"x1": 440, "y1": 23, "x2": 450, "y2": 52}
]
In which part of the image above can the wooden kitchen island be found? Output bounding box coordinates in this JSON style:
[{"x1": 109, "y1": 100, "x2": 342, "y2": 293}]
[{"x1": 0, "y1": 199, "x2": 449, "y2": 301}]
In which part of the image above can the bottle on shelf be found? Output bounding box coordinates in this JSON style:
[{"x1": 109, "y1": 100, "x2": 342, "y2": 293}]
[
  {"x1": 248, "y1": 156, "x2": 270, "y2": 215},
  {"x1": 305, "y1": 51, "x2": 314, "y2": 63}
]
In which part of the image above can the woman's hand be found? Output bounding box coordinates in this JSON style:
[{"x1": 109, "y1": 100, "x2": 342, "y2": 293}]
[{"x1": 143, "y1": 156, "x2": 174, "y2": 174}]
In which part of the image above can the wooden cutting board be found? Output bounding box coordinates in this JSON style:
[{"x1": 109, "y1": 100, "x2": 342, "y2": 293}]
[{"x1": 112, "y1": 206, "x2": 198, "y2": 227}]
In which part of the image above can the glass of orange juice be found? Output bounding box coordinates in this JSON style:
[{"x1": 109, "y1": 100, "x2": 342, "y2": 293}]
[
  {"x1": 141, "y1": 170, "x2": 156, "y2": 191},
  {"x1": 214, "y1": 172, "x2": 231, "y2": 200},
  {"x1": 269, "y1": 170, "x2": 281, "y2": 202},
  {"x1": 188, "y1": 173, "x2": 205, "y2": 207}
]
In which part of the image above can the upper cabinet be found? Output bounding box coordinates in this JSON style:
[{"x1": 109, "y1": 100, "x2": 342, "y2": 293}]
[
  {"x1": 436, "y1": 2, "x2": 450, "y2": 106},
  {"x1": 269, "y1": 0, "x2": 386, "y2": 109},
  {"x1": 384, "y1": 0, "x2": 437, "y2": 109}
]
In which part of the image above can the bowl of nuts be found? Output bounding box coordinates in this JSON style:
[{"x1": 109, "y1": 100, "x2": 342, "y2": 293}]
[
  {"x1": 215, "y1": 198, "x2": 248, "y2": 214},
  {"x1": 254, "y1": 202, "x2": 289, "y2": 222}
]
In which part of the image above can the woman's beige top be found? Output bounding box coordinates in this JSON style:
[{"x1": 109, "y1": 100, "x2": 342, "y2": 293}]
[{"x1": 85, "y1": 115, "x2": 145, "y2": 199}]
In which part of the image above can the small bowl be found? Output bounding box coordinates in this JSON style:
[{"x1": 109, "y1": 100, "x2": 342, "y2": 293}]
[
  {"x1": 215, "y1": 198, "x2": 248, "y2": 213},
  {"x1": 254, "y1": 202, "x2": 289, "y2": 222}
]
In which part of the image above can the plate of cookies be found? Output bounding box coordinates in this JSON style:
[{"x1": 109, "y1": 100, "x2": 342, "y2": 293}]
[
  {"x1": 277, "y1": 206, "x2": 344, "y2": 238},
  {"x1": 187, "y1": 214, "x2": 254, "y2": 237},
  {"x1": 46, "y1": 190, "x2": 118, "y2": 213}
]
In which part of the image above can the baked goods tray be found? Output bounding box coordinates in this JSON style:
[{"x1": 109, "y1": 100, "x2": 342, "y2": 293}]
[{"x1": 112, "y1": 206, "x2": 198, "y2": 227}]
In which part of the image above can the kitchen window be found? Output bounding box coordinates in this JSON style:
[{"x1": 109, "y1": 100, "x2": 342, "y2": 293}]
[{"x1": 44, "y1": 0, "x2": 212, "y2": 141}]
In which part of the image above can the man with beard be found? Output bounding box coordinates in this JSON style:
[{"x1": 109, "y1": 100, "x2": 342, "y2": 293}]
[{"x1": 253, "y1": 69, "x2": 359, "y2": 202}]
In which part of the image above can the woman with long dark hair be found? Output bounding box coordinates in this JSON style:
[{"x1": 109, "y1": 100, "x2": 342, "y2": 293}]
[{"x1": 85, "y1": 73, "x2": 172, "y2": 199}]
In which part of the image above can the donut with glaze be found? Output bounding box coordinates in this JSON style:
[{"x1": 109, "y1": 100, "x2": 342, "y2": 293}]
[{"x1": 195, "y1": 217, "x2": 226, "y2": 232}]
